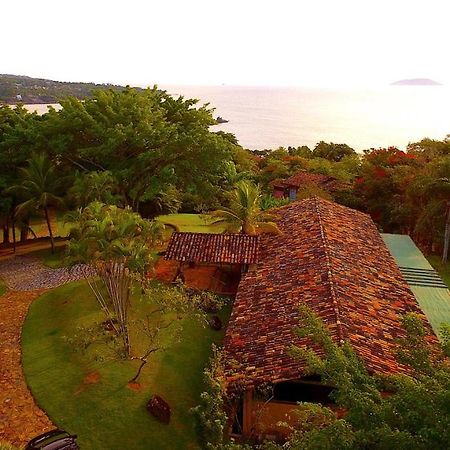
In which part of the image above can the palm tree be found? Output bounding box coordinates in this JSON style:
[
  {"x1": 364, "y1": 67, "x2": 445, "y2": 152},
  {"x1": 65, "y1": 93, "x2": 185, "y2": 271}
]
[
  {"x1": 211, "y1": 180, "x2": 281, "y2": 235},
  {"x1": 7, "y1": 154, "x2": 65, "y2": 253},
  {"x1": 66, "y1": 202, "x2": 164, "y2": 356}
]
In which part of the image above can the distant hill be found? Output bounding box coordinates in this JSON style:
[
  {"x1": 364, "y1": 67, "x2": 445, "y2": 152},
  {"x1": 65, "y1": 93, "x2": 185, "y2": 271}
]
[
  {"x1": 391, "y1": 78, "x2": 442, "y2": 86},
  {"x1": 0, "y1": 74, "x2": 143, "y2": 104}
]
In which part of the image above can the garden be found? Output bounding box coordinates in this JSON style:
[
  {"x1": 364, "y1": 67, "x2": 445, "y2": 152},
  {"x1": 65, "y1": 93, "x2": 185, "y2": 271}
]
[{"x1": 21, "y1": 279, "x2": 231, "y2": 450}]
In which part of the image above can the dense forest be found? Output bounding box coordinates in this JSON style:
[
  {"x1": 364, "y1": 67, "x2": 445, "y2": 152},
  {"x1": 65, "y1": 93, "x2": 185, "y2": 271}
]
[
  {"x1": 0, "y1": 86, "x2": 449, "y2": 256},
  {"x1": 0, "y1": 74, "x2": 138, "y2": 104}
]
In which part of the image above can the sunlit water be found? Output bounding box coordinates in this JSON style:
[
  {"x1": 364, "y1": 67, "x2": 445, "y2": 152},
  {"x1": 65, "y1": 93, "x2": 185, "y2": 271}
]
[{"x1": 25, "y1": 85, "x2": 450, "y2": 151}]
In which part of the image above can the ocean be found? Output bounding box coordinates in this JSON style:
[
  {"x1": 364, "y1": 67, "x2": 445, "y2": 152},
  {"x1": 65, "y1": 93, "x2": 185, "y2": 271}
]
[{"x1": 25, "y1": 85, "x2": 450, "y2": 152}]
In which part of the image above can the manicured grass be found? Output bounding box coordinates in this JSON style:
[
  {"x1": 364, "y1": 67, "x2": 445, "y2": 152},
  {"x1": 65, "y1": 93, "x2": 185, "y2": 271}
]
[
  {"x1": 157, "y1": 213, "x2": 223, "y2": 233},
  {"x1": 22, "y1": 281, "x2": 230, "y2": 450},
  {"x1": 0, "y1": 279, "x2": 6, "y2": 297},
  {"x1": 29, "y1": 213, "x2": 70, "y2": 238},
  {"x1": 427, "y1": 254, "x2": 450, "y2": 289},
  {"x1": 27, "y1": 245, "x2": 69, "y2": 269}
]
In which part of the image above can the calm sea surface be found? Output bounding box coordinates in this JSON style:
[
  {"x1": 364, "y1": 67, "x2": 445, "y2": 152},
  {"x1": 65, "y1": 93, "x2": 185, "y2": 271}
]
[{"x1": 25, "y1": 85, "x2": 450, "y2": 151}]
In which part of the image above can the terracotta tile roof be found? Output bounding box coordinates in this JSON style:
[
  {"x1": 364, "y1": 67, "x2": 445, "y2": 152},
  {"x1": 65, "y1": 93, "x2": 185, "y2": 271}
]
[
  {"x1": 164, "y1": 232, "x2": 259, "y2": 264},
  {"x1": 272, "y1": 171, "x2": 345, "y2": 191},
  {"x1": 224, "y1": 197, "x2": 436, "y2": 387}
]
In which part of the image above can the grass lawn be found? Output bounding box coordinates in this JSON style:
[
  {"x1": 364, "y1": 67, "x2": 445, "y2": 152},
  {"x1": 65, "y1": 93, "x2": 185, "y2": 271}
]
[
  {"x1": 29, "y1": 212, "x2": 71, "y2": 239},
  {"x1": 22, "y1": 281, "x2": 231, "y2": 450},
  {"x1": 427, "y1": 254, "x2": 450, "y2": 289},
  {"x1": 27, "y1": 245, "x2": 69, "y2": 269},
  {"x1": 157, "y1": 213, "x2": 224, "y2": 234}
]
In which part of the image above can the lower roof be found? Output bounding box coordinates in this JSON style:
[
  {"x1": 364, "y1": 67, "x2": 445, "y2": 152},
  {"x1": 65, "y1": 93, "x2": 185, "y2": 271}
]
[
  {"x1": 164, "y1": 232, "x2": 259, "y2": 265},
  {"x1": 382, "y1": 233, "x2": 450, "y2": 337}
]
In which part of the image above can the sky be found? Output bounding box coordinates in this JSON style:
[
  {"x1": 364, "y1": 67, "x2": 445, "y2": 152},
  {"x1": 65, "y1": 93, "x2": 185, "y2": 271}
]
[{"x1": 2, "y1": 0, "x2": 449, "y2": 87}]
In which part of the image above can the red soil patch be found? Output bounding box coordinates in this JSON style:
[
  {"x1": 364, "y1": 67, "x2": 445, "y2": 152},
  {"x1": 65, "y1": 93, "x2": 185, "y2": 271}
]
[
  {"x1": 127, "y1": 381, "x2": 142, "y2": 391},
  {"x1": 83, "y1": 371, "x2": 101, "y2": 385},
  {"x1": 74, "y1": 371, "x2": 102, "y2": 395}
]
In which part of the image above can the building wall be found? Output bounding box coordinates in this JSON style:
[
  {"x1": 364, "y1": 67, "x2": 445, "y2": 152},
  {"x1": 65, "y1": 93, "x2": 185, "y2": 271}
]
[{"x1": 273, "y1": 187, "x2": 285, "y2": 199}]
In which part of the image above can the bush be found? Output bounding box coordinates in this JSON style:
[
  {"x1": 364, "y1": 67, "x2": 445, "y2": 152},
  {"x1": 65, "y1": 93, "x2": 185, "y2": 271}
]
[{"x1": 0, "y1": 442, "x2": 21, "y2": 450}]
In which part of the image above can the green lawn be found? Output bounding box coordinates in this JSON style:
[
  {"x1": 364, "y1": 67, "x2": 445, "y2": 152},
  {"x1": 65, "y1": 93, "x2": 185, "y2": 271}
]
[
  {"x1": 29, "y1": 213, "x2": 71, "y2": 238},
  {"x1": 427, "y1": 254, "x2": 450, "y2": 289},
  {"x1": 157, "y1": 213, "x2": 223, "y2": 234},
  {"x1": 22, "y1": 281, "x2": 230, "y2": 450},
  {"x1": 27, "y1": 245, "x2": 69, "y2": 269}
]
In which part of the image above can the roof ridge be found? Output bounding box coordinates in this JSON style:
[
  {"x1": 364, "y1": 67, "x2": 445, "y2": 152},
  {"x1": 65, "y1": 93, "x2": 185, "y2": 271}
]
[{"x1": 313, "y1": 197, "x2": 345, "y2": 343}]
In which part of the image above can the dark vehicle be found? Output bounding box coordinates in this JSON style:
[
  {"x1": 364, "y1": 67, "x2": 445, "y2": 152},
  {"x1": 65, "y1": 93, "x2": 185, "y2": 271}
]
[{"x1": 25, "y1": 429, "x2": 79, "y2": 450}]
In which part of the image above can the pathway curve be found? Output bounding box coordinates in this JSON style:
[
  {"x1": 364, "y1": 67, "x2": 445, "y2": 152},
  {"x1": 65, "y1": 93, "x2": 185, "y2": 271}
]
[
  {"x1": 0, "y1": 289, "x2": 53, "y2": 446},
  {"x1": 0, "y1": 255, "x2": 88, "y2": 446},
  {"x1": 0, "y1": 256, "x2": 88, "y2": 291}
]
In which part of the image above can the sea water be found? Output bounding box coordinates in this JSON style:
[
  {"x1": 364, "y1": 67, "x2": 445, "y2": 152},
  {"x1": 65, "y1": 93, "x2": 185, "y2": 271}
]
[{"x1": 25, "y1": 85, "x2": 450, "y2": 152}]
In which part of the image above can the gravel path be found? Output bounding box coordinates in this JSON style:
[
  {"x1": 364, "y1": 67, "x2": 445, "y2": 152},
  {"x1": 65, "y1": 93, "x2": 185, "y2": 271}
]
[{"x1": 0, "y1": 256, "x2": 89, "y2": 291}]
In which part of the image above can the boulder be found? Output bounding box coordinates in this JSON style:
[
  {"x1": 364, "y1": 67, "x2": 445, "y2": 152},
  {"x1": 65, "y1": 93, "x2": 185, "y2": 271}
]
[
  {"x1": 146, "y1": 395, "x2": 171, "y2": 424},
  {"x1": 209, "y1": 315, "x2": 222, "y2": 331}
]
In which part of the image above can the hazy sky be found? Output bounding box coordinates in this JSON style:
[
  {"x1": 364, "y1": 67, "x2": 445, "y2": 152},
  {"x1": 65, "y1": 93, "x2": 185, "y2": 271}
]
[{"x1": 2, "y1": 0, "x2": 449, "y2": 87}]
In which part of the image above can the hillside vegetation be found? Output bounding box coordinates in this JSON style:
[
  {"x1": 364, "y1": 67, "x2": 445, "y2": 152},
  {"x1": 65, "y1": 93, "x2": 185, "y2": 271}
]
[{"x1": 0, "y1": 74, "x2": 140, "y2": 104}]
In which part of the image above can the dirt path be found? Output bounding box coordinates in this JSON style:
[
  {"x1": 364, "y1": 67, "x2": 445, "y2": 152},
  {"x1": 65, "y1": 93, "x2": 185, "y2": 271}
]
[
  {"x1": 0, "y1": 251, "x2": 90, "y2": 446},
  {"x1": 0, "y1": 238, "x2": 66, "y2": 261},
  {"x1": 0, "y1": 289, "x2": 54, "y2": 446}
]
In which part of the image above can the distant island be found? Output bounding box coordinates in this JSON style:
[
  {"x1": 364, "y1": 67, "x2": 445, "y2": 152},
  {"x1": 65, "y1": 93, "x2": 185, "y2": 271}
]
[
  {"x1": 0, "y1": 74, "x2": 142, "y2": 104},
  {"x1": 391, "y1": 78, "x2": 442, "y2": 86}
]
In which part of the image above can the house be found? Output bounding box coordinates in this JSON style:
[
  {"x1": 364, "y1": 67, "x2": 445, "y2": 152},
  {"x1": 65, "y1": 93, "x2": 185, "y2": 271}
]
[
  {"x1": 271, "y1": 171, "x2": 345, "y2": 201},
  {"x1": 161, "y1": 232, "x2": 259, "y2": 294},
  {"x1": 222, "y1": 197, "x2": 437, "y2": 438}
]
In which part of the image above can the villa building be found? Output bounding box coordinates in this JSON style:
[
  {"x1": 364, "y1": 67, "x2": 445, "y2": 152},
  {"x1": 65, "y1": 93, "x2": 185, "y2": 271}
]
[
  {"x1": 222, "y1": 198, "x2": 438, "y2": 439},
  {"x1": 271, "y1": 171, "x2": 345, "y2": 201},
  {"x1": 163, "y1": 197, "x2": 444, "y2": 441}
]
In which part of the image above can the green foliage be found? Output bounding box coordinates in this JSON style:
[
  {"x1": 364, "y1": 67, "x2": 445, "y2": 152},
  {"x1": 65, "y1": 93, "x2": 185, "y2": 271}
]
[
  {"x1": 0, "y1": 73, "x2": 133, "y2": 103},
  {"x1": 192, "y1": 346, "x2": 229, "y2": 449},
  {"x1": 66, "y1": 202, "x2": 163, "y2": 273},
  {"x1": 277, "y1": 307, "x2": 450, "y2": 450},
  {"x1": 296, "y1": 184, "x2": 332, "y2": 201},
  {"x1": 0, "y1": 442, "x2": 21, "y2": 450},
  {"x1": 66, "y1": 202, "x2": 164, "y2": 355},
  {"x1": 260, "y1": 194, "x2": 290, "y2": 211},
  {"x1": 211, "y1": 181, "x2": 281, "y2": 235},
  {"x1": 41, "y1": 87, "x2": 233, "y2": 212},
  {"x1": 5, "y1": 153, "x2": 66, "y2": 251},
  {"x1": 69, "y1": 170, "x2": 121, "y2": 208},
  {"x1": 312, "y1": 141, "x2": 356, "y2": 162},
  {"x1": 192, "y1": 346, "x2": 251, "y2": 450}
]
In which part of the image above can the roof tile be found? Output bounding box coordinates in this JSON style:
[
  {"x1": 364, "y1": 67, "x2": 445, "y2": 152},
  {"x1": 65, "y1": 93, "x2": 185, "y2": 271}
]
[{"x1": 224, "y1": 197, "x2": 436, "y2": 386}]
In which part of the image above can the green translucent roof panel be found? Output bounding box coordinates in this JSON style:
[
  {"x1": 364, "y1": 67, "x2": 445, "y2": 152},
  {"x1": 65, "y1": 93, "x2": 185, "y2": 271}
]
[{"x1": 382, "y1": 233, "x2": 450, "y2": 336}]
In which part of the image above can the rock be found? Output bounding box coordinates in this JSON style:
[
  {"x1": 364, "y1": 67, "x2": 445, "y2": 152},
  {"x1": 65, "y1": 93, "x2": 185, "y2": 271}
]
[
  {"x1": 209, "y1": 315, "x2": 222, "y2": 331},
  {"x1": 146, "y1": 395, "x2": 171, "y2": 424}
]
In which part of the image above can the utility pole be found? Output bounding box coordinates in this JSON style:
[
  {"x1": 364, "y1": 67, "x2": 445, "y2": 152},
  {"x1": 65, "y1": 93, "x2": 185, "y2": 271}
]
[{"x1": 442, "y1": 200, "x2": 450, "y2": 263}]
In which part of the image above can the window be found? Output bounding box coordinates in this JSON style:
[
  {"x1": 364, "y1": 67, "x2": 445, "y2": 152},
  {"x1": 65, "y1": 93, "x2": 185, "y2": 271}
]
[{"x1": 273, "y1": 378, "x2": 335, "y2": 404}]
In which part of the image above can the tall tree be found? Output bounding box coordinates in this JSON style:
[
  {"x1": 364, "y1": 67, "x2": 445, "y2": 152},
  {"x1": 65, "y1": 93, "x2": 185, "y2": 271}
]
[
  {"x1": 42, "y1": 87, "x2": 234, "y2": 214},
  {"x1": 6, "y1": 153, "x2": 65, "y2": 253}
]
